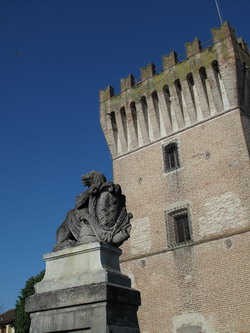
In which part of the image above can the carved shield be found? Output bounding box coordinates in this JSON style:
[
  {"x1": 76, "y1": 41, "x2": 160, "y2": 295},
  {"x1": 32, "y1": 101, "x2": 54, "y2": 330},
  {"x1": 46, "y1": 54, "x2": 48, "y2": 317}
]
[
  {"x1": 96, "y1": 190, "x2": 122, "y2": 228},
  {"x1": 87, "y1": 182, "x2": 131, "y2": 246}
]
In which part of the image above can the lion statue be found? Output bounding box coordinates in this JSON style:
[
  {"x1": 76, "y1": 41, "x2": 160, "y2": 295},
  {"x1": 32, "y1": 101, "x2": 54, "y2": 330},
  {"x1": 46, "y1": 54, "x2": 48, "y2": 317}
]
[{"x1": 53, "y1": 171, "x2": 132, "y2": 251}]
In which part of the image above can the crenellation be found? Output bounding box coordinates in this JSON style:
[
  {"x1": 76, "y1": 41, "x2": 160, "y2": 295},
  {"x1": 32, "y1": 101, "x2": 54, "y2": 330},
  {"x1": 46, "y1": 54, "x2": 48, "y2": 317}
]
[
  {"x1": 140, "y1": 63, "x2": 156, "y2": 81},
  {"x1": 100, "y1": 21, "x2": 250, "y2": 333},
  {"x1": 100, "y1": 22, "x2": 250, "y2": 159},
  {"x1": 212, "y1": 35, "x2": 238, "y2": 108},
  {"x1": 121, "y1": 74, "x2": 135, "y2": 93},
  {"x1": 237, "y1": 37, "x2": 249, "y2": 53},
  {"x1": 162, "y1": 50, "x2": 178, "y2": 69},
  {"x1": 235, "y1": 42, "x2": 250, "y2": 67},
  {"x1": 211, "y1": 21, "x2": 237, "y2": 44},
  {"x1": 185, "y1": 37, "x2": 202, "y2": 57},
  {"x1": 99, "y1": 85, "x2": 114, "y2": 103}
]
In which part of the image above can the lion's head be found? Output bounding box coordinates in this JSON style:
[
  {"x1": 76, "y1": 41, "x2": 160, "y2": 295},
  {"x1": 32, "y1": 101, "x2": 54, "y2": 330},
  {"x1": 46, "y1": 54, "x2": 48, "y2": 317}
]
[{"x1": 81, "y1": 170, "x2": 106, "y2": 188}]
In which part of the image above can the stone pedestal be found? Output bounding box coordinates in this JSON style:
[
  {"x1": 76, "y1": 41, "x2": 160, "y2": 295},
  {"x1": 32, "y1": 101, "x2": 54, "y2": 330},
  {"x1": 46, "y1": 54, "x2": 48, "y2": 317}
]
[{"x1": 25, "y1": 243, "x2": 140, "y2": 333}]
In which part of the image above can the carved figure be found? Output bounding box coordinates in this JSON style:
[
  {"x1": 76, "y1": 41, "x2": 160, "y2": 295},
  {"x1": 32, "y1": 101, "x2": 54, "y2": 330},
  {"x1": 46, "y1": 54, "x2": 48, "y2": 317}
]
[{"x1": 53, "y1": 171, "x2": 132, "y2": 251}]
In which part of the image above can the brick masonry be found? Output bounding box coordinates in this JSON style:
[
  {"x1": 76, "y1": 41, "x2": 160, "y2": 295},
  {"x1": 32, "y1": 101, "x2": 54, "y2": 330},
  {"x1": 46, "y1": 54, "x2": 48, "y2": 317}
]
[{"x1": 100, "y1": 22, "x2": 250, "y2": 333}]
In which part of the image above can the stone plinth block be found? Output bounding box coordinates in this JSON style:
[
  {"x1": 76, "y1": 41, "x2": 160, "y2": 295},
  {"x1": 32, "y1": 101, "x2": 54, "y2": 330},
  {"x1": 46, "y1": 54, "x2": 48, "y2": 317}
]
[
  {"x1": 26, "y1": 243, "x2": 141, "y2": 333},
  {"x1": 35, "y1": 242, "x2": 131, "y2": 293}
]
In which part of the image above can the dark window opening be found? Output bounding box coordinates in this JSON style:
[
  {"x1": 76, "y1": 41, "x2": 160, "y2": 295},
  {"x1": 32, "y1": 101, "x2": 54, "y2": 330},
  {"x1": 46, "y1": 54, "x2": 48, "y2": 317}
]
[
  {"x1": 140, "y1": 96, "x2": 149, "y2": 133},
  {"x1": 211, "y1": 60, "x2": 220, "y2": 76},
  {"x1": 166, "y1": 208, "x2": 192, "y2": 247},
  {"x1": 211, "y1": 60, "x2": 222, "y2": 100},
  {"x1": 186, "y1": 72, "x2": 196, "y2": 112},
  {"x1": 163, "y1": 85, "x2": 171, "y2": 107},
  {"x1": 110, "y1": 111, "x2": 118, "y2": 149},
  {"x1": 174, "y1": 79, "x2": 184, "y2": 117},
  {"x1": 120, "y1": 107, "x2": 128, "y2": 147},
  {"x1": 130, "y1": 102, "x2": 138, "y2": 143},
  {"x1": 163, "y1": 143, "x2": 180, "y2": 171},
  {"x1": 151, "y1": 91, "x2": 160, "y2": 132},
  {"x1": 163, "y1": 85, "x2": 172, "y2": 125},
  {"x1": 199, "y1": 66, "x2": 209, "y2": 107},
  {"x1": 174, "y1": 213, "x2": 191, "y2": 243}
]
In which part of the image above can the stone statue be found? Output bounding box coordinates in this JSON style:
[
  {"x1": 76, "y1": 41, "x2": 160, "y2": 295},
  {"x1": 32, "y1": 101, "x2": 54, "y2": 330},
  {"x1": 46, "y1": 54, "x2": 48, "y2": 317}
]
[{"x1": 53, "y1": 171, "x2": 132, "y2": 251}]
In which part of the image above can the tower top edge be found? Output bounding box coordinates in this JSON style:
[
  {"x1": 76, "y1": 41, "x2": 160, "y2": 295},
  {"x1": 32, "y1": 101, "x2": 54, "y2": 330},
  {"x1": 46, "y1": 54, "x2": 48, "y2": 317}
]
[{"x1": 100, "y1": 21, "x2": 249, "y2": 103}]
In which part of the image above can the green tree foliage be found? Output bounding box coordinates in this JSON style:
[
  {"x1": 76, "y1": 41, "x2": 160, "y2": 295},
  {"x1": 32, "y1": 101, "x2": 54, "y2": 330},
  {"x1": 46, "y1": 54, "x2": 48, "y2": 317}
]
[{"x1": 14, "y1": 270, "x2": 45, "y2": 333}]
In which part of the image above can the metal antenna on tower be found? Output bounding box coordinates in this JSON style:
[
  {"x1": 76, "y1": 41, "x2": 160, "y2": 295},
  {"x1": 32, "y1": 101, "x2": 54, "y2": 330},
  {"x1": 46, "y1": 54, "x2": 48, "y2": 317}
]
[{"x1": 215, "y1": 0, "x2": 223, "y2": 25}]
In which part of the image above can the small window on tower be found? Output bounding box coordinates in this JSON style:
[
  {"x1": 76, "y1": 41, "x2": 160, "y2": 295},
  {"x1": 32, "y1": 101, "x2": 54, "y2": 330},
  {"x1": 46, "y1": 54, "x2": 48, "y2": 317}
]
[
  {"x1": 166, "y1": 207, "x2": 192, "y2": 247},
  {"x1": 174, "y1": 213, "x2": 191, "y2": 243},
  {"x1": 163, "y1": 142, "x2": 180, "y2": 172}
]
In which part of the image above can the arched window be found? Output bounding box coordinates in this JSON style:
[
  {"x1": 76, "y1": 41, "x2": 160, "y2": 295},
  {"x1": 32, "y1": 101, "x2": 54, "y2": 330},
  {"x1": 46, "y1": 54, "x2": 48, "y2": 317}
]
[
  {"x1": 211, "y1": 60, "x2": 220, "y2": 76},
  {"x1": 199, "y1": 66, "x2": 207, "y2": 80},
  {"x1": 174, "y1": 79, "x2": 184, "y2": 116},
  {"x1": 140, "y1": 96, "x2": 149, "y2": 135},
  {"x1": 120, "y1": 107, "x2": 128, "y2": 146},
  {"x1": 151, "y1": 91, "x2": 160, "y2": 132},
  {"x1": 130, "y1": 102, "x2": 138, "y2": 142},
  {"x1": 110, "y1": 111, "x2": 118, "y2": 147},
  {"x1": 163, "y1": 85, "x2": 172, "y2": 125},
  {"x1": 163, "y1": 85, "x2": 171, "y2": 107},
  {"x1": 199, "y1": 66, "x2": 209, "y2": 106},
  {"x1": 211, "y1": 60, "x2": 223, "y2": 101},
  {"x1": 186, "y1": 73, "x2": 195, "y2": 107}
]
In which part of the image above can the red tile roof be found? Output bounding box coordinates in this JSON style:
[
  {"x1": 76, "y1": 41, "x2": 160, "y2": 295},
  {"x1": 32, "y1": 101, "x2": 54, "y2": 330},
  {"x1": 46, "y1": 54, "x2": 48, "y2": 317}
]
[{"x1": 0, "y1": 309, "x2": 15, "y2": 326}]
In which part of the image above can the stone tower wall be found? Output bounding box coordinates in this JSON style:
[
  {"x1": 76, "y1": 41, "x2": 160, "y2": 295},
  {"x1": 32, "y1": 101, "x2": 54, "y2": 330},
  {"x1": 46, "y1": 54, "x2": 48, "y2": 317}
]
[
  {"x1": 100, "y1": 22, "x2": 250, "y2": 333},
  {"x1": 100, "y1": 23, "x2": 250, "y2": 158}
]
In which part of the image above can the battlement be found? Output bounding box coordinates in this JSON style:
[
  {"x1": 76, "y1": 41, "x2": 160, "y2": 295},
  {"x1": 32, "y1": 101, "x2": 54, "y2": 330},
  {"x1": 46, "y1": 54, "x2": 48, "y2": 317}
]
[{"x1": 100, "y1": 22, "x2": 250, "y2": 158}]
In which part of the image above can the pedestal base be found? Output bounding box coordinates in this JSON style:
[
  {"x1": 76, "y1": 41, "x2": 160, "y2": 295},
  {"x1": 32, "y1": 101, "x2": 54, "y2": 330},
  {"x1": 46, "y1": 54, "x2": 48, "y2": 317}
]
[{"x1": 26, "y1": 243, "x2": 140, "y2": 333}]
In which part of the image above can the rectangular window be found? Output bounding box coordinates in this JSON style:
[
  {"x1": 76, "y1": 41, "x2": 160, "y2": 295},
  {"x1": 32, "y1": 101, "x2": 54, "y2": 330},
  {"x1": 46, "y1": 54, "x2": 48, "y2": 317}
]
[
  {"x1": 174, "y1": 213, "x2": 191, "y2": 243},
  {"x1": 163, "y1": 142, "x2": 180, "y2": 172},
  {"x1": 166, "y1": 207, "x2": 192, "y2": 247}
]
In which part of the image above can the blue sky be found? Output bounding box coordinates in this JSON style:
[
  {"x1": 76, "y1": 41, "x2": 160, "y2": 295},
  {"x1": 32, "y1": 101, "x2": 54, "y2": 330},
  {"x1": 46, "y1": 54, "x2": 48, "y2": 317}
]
[{"x1": 0, "y1": 0, "x2": 249, "y2": 313}]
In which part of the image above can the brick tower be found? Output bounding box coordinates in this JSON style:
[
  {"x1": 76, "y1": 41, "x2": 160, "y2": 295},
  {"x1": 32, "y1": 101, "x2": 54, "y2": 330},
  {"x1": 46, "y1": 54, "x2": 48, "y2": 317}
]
[{"x1": 100, "y1": 22, "x2": 250, "y2": 333}]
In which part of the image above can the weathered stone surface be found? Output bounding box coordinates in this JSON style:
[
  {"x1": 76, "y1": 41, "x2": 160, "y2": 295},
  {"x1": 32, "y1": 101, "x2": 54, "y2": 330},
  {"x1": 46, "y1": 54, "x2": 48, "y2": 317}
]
[
  {"x1": 26, "y1": 283, "x2": 141, "y2": 312},
  {"x1": 100, "y1": 22, "x2": 247, "y2": 159},
  {"x1": 26, "y1": 243, "x2": 141, "y2": 333},
  {"x1": 100, "y1": 22, "x2": 250, "y2": 333},
  {"x1": 35, "y1": 242, "x2": 130, "y2": 293},
  {"x1": 53, "y1": 171, "x2": 132, "y2": 251},
  {"x1": 28, "y1": 300, "x2": 140, "y2": 333}
]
